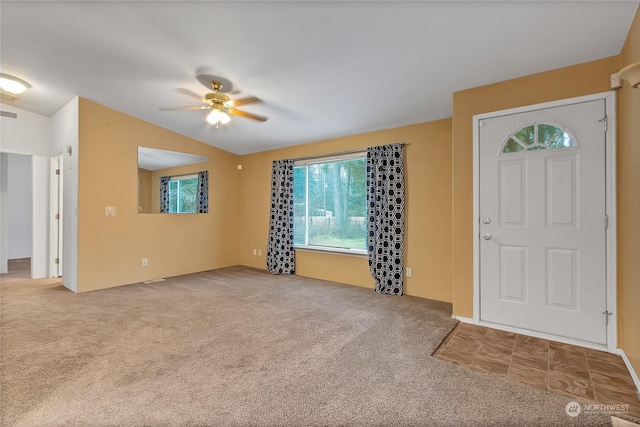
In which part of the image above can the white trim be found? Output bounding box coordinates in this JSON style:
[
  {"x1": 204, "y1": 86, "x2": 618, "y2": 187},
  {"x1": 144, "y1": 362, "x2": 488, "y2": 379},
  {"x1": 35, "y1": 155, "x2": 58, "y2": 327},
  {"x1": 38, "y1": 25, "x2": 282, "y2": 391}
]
[
  {"x1": 473, "y1": 117, "x2": 481, "y2": 324},
  {"x1": 603, "y1": 93, "x2": 618, "y2": 353},
  {"x1": 295, "y1": 245, "x2": 367, "y2": 257},
  {"x1": 611, "y1": 416, "x2": 640, "y2": 427},
  {"x1": 479, "y1": 320, "x2": 609, "y2": 352},
  {"x1": 617, "y1": 348, "x2": 640, "y2": 398},
  {"x1": 50, "y1": 154, "x2": 62, "y2": 277},
  {"x1": 168, "y1": 173, "x2": 198, "y2": 180},
  {"x1": 293, "y1": 151, "x2": 366, "y2": 166},
  {"x1": 454, "y1": 315, "x2": 614, "y2": 354},
  {"x1": 31, "y1": 155, "x2": 49, "y2": 279},
  {"x1": 452, "y1": 315, "x2": 475, "y2": 324},
  {"x1": 472, "y1": 91, "x2": 618, "y2": 352}
]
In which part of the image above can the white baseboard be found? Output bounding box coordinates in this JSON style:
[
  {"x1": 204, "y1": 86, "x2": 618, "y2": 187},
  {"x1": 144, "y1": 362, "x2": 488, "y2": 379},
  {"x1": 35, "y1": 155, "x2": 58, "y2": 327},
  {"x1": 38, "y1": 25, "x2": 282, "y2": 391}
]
[
  {"x1": 617, "y1": 348, "x2": 640, "y2": 398},
  {"x1": 452, "y1": 315, "x2": 474, "y2": 324},
  {"x1": 611, "y1": 416, "x2": 640, "y2": 427}
]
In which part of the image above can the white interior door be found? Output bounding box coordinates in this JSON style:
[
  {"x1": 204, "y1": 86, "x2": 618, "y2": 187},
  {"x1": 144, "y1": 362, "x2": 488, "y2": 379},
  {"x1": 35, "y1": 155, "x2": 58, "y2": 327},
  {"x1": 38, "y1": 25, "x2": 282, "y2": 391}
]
[{"x1": 479, "y1": 99, "x2": 607, "y2": 346}]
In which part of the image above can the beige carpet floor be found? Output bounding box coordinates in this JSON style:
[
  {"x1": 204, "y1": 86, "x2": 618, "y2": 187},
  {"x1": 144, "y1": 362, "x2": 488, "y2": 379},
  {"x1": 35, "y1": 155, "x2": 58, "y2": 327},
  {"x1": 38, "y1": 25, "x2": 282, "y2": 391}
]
[
  {"x1": 0, "y1": 258, "x2": 31, "y2": 283},
  {"x1": 1, "y1": 266, "x2": 610, "y2": 426}
]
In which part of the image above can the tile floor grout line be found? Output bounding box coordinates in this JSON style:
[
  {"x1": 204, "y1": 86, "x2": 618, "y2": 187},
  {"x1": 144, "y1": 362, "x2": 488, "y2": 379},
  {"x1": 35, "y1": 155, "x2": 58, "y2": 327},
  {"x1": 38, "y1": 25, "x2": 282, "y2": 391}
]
[
  {"x1": 585, "y1": 349, "x2": 601, "y2": 404},
  {"x1": 547, "y1": 343, "x2": 551, "y2": 393},
  {"x1": 506, "y1": 333, "x2": 517, "y2": 379},
  {"x1": 469, "y1": 340, "x2": 480, "y2": 368}
]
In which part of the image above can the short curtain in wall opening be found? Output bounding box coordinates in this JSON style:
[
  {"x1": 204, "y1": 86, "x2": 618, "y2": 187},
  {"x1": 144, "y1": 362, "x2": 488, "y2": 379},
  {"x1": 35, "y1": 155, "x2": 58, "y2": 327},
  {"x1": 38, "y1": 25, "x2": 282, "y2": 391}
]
[
  {"x1": 159, "y1": 172, "x2": 208, "y2": 214},
  {"x1": 367, "y1": 143, "x2": 405, "y2": 295},
  {"x1": 197, "y1": 171, "x2": 209, "y2": 213},
  {"x1": 266, "y1": 159, "x2": 296, "y2": 275},
  {"x1": 160, "y1": 176, "x2": 171, "y2": 213}
]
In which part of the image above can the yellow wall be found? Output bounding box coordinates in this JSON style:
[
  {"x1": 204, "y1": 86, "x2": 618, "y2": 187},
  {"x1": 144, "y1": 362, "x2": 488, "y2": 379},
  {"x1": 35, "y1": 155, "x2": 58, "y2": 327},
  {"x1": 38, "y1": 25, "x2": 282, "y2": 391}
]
[
  {"x1": 74, "y1": 100, "x2": 452, "y2": 301},
  {"x1": 238, "y1": 120, "x2": 453, "y2": 302},
  {"x1": 617, "y1": 9, "x2": 640, "y2": 378},
  {"x1": 77, "y1": 99, "x2": 241, "y2": 291},
  {"x1": 451, "y1": 56, "x2": 620, "y2": 318}
]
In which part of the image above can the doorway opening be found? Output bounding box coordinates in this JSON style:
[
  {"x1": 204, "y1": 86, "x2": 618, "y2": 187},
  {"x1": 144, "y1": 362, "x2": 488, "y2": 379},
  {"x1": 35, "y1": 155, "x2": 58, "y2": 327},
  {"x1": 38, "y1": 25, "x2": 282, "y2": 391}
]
[{"x1": 1, "y1": 152, "x2": 33, "y2": 280}]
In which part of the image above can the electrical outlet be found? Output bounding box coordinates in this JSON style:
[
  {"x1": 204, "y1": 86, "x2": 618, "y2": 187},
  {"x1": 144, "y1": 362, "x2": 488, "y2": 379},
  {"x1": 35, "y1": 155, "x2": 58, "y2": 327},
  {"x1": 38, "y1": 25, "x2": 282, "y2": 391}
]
[
  {"x1": 253, "y1": 249, "x2": 257, "y2": 255},
  {"x1": 258, "y1": 249, "x2": 262, "y2": 256},
  {"x1": 142, "y1": 258, "x2": 148, "y2": 267},
  {"x1": 105, "y1": 206, "x2": 116, "y2": 216},
  {"x1": 406, "y1": 267, "x2": 412, "y2": 277}
]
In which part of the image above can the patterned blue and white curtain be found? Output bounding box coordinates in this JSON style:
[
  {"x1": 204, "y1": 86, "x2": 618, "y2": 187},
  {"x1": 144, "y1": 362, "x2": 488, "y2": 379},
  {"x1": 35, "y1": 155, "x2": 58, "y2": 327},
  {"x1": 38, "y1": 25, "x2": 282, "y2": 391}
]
[
  {"x1": 366, "y1": 143, "x2": 405, "y2": 295},
  {"x1": 160, "y1": 176, "x2": 171, "y2": 213},
  {"x1": 266, "y1": 159, "x2": 296, "y2": 274},
  {"x1": 197, "y1": 171, "x2": 209, "y2": 213}
]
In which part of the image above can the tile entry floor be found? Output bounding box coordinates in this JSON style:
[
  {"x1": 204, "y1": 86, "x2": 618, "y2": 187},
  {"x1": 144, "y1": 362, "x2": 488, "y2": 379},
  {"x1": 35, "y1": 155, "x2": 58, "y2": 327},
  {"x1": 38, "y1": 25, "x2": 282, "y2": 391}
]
[{"x1": 433, "y1": 323, "x2": 640, "y2": 422}]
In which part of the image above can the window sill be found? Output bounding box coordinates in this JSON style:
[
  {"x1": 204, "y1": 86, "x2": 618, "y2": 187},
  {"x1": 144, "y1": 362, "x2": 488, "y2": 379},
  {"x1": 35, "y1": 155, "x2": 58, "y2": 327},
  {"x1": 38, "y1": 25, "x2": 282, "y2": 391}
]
[{"x1": 294, "y1": 245, "x2": 368, "y2": 257}]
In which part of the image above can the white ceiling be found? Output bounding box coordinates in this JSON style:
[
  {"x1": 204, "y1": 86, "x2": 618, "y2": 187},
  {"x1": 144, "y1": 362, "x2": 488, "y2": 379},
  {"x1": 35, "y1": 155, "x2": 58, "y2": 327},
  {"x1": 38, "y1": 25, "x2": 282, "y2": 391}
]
[
  {"x1": 137, "y1": 146, "x2": 208, "y2": 171},
  {"x1": 1, "y1": 1, "x2": 637, "y2": 155}
]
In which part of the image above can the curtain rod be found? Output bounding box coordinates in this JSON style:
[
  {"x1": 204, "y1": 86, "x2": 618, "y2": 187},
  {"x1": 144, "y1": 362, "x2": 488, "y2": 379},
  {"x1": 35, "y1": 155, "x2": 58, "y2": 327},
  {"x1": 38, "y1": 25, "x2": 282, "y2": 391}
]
[{"x1": 288, "y1": 143, "x2": 407, "y2": 163}]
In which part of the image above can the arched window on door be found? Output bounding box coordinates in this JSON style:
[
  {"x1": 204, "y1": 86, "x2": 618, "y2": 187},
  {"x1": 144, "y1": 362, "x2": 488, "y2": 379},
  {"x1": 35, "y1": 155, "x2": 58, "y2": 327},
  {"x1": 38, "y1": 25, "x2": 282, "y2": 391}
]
[{"x1": 501, "y1": 123, "x2": 577, "y2": 154}]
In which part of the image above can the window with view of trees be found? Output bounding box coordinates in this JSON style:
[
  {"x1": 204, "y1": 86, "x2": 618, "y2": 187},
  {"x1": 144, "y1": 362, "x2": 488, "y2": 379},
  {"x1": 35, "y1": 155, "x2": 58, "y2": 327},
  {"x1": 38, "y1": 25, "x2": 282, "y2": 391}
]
[
  {"x1": 293, "y1": 155, "x2": 367, "y2": 252},
  {"x1": 168, "y1": 175, "x2": 198, "y2": 213},
  {"x1": 502, "y1": 123, "x2": 576, "y2": 154}
]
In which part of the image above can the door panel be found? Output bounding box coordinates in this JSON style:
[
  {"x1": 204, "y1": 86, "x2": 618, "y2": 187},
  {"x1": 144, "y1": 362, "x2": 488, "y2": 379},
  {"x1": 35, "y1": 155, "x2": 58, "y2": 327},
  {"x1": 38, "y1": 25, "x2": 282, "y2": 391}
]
[
  {"x1": 500, "y1": 161, "x2": 526, "y2": 225},
  {"x1": 499, "y1": 245, "x2": 527, "y2": 302},
  {"x1": 479, "y1": 100, "x2": 607, "y2": 345},
  {"x1": 546, "y1": 157, "x2": 576, "y2": 226},
  {"x1": 546, "y1": 248, "x2": 578, "y2": 309}
]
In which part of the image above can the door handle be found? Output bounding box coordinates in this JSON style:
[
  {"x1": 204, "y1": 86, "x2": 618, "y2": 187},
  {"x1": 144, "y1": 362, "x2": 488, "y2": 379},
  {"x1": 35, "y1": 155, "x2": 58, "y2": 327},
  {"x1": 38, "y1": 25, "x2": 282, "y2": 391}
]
[{"x1": 482, "y1": 233, "x2": 492, "y2": 240}]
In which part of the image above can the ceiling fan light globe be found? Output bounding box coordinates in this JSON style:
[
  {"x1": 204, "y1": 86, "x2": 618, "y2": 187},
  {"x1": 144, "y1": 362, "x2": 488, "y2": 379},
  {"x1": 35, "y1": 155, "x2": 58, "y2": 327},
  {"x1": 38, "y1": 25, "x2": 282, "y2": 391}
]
[
  {"x1": 205, "y1": 110, "x2": 219, "y2": 125},
  {"x1": 206, "y1": 108, "x2": 231, "y2": 125}
]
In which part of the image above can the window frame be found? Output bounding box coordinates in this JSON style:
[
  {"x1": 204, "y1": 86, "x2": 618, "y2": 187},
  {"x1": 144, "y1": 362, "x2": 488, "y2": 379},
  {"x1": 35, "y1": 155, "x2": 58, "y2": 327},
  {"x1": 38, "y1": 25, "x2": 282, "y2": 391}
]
[
  {"x1": 293, "y1": 152, "x2": 368, "y2": 256},
  {"x1": 500, "y1": 122, "x2": 578, "y2": 155},
  {"x1": 167, "y1": 173, "x2": 199, "y2": 214}
]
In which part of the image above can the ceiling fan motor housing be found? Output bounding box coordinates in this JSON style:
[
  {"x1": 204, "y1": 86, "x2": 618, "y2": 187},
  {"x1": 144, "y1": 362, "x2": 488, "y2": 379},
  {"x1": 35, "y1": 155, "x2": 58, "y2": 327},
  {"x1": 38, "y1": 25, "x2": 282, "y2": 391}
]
[{"x1": 204, "y1": 91, "x2": 230, "y2": 107}]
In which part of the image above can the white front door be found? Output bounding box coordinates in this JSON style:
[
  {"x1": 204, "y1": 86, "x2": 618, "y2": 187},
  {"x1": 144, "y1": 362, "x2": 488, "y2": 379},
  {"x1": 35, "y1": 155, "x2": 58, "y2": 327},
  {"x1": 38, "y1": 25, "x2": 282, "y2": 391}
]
[{"x1": 479, "y1": 99, "x2": 608, "y2": 346}]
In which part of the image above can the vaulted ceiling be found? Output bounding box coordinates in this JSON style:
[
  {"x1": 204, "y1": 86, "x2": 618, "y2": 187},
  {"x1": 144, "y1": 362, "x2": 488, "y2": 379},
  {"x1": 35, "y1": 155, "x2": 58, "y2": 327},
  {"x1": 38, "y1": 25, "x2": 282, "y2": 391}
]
[{"x1": 1, "y1": 1, "x2": 637, "y2": 155}]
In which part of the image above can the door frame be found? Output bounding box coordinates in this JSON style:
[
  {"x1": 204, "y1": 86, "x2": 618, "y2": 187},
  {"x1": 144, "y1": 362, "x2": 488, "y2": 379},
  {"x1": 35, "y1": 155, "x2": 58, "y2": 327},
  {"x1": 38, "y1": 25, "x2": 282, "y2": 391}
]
[
  {"x1": 472, "y1": 91, "x2": 617, "y2": 352},
  {"x1": 50, "y1": 153, "x2": 63, "y2": 277}
]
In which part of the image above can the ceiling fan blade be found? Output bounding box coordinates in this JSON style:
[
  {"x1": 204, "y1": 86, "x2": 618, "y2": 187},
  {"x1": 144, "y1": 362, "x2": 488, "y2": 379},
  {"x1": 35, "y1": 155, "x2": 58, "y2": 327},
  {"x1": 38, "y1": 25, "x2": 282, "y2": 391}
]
[
  {"x1": 229, "y1": 108, "x2": 268, "y2": 122},
  {"x1": 159, "y1": 106, "x2": 209, "y2": 111},
  {"x1": 172, "y1": 88, "x2": 204, "y2": 101},
  {"x1": 229, "y1": 96, "x2": 261, "y2": 107}
]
